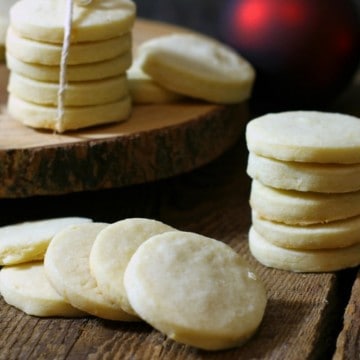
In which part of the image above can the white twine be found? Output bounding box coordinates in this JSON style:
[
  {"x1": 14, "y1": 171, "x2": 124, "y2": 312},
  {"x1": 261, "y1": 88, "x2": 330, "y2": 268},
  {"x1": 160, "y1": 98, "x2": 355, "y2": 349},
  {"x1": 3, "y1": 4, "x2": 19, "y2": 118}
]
[{"x1": 56, "y1": 0, "x2": 92, "y2": 133}]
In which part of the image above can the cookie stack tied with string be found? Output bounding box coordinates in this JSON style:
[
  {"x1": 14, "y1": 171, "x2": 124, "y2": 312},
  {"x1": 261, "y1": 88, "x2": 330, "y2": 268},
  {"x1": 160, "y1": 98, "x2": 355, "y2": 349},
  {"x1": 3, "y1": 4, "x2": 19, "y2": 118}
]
[
  {"x1": 245, "y1": 111, "x2": 360, "y2": 273},
  {"x1": 5, "y1": 0, "x2": 136, "y2": 133}
]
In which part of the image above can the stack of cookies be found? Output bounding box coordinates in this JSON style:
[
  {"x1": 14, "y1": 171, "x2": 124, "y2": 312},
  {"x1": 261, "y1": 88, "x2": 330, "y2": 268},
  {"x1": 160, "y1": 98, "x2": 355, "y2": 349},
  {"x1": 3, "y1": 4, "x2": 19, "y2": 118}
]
[
  {"x1": 5, "y1": 0, "x2": 136, "y2": 132},
  {"x1": 245, "y1": 111, "x2": 360, "y2": 272}
]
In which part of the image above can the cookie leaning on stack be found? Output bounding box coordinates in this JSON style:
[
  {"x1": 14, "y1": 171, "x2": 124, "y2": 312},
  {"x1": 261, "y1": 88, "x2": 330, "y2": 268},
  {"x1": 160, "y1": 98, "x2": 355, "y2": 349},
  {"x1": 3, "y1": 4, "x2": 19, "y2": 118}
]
[
  {"x1": 133, "y1": 32, "x2": 256, "y2": 104},
  {"x1": 6, "y1": 0, "x2": 136, "y2": 132},
  {"x1": 245, "y1": 111, "x2": 360, "y2": 272}
]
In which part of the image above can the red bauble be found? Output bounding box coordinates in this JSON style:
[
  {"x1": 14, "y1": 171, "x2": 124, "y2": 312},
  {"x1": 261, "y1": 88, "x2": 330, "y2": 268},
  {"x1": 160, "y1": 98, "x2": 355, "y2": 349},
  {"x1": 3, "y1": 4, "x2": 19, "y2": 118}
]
[{"x1": 221, "y1": 0, "x2": 360, "y2": 110}]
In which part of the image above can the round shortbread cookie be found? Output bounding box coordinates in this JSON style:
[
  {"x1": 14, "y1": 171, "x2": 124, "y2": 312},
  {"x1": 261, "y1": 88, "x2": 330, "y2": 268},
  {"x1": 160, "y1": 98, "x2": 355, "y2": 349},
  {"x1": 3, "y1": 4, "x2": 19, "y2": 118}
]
[
  {"x1": 8, "y1": 72, "x2": 129, "y2": 106},
  {"x1": 127, "y1": 57, "x2": 183, "y2": 104},
  {"x1": 8, "y1": 94, "x2": 131, "y2": 132},
  {"x1": 6, "y1": 52, "x2": 132, "y2": 82},
  {"x1": 0, "y1": 262, "x2": 86, "y2": 317},
  {"x1": 44, "y1": 222, "x2": 138, "y2": 321},
  {"x1": 124, "y1": 231, "x2": 267, "y2": 351},
  {"x1": 6, "y1": 27, "x2": 131, "y2": 65},
  {"x1": 10, "y1": 0, "x2": 136, "y2": 44},
  {"x1": 90, "y1": 218, "x2": 175, "y2": 316},
  {"x1": 0, "y1": 217, "x2": 92, "y2": 266},
  {"x1": 250, "y1": 180, "x2": 360, "y2": 225},
  {"x1": 249, "y1": 227, "x2": 360, "y2": 272},
  {"x1": 246, "y1": 111, "x2": 360, "y2": 164},
  {"x1": 252, "y1": 211, "x2": 360, "y2": 250},
  {"x1": 137, "y1": 33, "x2": 255, "y2": 104},
  {"x1": 247, "y1": 152, "x2": 360, "y2": 193}
]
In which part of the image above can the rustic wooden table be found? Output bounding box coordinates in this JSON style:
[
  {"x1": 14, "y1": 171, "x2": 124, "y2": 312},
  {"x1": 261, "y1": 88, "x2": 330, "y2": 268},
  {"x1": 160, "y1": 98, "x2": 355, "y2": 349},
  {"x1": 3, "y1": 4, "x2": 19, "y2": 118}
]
[{"x1": 0, "y1": 16, "x2": 359, "y2": 360}]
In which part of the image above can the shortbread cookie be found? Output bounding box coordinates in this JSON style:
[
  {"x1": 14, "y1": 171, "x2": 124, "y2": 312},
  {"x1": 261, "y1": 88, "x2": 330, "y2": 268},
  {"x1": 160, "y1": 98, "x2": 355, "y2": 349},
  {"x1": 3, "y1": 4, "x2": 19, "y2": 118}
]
[
  {"x1": 90, "y1": 218, "x2": 175, "y2": 316},
  {"x1": 127, "y1": 57, "x2": 183, "y2": 104},
  {"x1": 9, "y1": 0, "x2": 136, "y2": 44},
  {"x1": 0, "y1": 262, "x2": 86, "y2": 317},
  {"x1": 44, "y1": 222, "x2": 138, "y2": 321},
  {"x1": 137, "y1": 33, "x2": 255, "y2": 104},
  {"x1": 250, "y1": 180, "x2": 360, "y2": 225},
  {"x1": 6, "y1": 28, "x2": 132, "y2": 65},
  {"x1": 252, "y1": 211, "x2": 360, "y2": 250},
  {"x1": 0, "y1": 217, "x2": 92, "y2": 266},
  {"x1": 8, "y1": 72, "x2": 129, "y2": 106},
  {"x1": 246, "y1": 111, "x2": 360, "y2": 164},
  {"x1": 124, "y1": 231, "x2": 267, "y2": 351},
  {"x1": 249, "y1": 227, "x2": 360, "y2": 272},
  {"x1": 8, "y1": 94, "x2": 131, "y2": 132},
  {"x1": 247, "y1": 152, "x2": 360, "y2": 193},
  {"x1": 6, "y1": 52, "x2": 132, "y2": 82}
]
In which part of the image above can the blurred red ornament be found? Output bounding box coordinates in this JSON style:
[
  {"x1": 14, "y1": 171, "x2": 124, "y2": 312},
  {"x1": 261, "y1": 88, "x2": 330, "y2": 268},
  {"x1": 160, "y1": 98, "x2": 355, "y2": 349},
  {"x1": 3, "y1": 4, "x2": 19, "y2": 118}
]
[{"x1": 221, "y1": 0, "x2": 360, "y2": 110}]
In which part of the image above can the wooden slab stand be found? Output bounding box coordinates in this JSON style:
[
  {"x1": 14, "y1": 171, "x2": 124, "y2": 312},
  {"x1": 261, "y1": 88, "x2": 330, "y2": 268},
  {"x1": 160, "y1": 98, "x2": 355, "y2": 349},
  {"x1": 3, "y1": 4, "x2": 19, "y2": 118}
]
[{"x1": 0, "y1": 19, "x2": 248, "y2": 198}]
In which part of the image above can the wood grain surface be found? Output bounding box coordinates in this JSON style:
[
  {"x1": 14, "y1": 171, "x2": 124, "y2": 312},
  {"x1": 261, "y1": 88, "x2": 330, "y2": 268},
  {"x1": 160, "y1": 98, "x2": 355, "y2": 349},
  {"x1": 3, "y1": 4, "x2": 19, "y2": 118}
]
[
  {"x1": 0, "y1": 16, "x2": 359, "y2": 360},
  {"x1": 0, "y1": 19, "x2": 247, "y2": 198}
]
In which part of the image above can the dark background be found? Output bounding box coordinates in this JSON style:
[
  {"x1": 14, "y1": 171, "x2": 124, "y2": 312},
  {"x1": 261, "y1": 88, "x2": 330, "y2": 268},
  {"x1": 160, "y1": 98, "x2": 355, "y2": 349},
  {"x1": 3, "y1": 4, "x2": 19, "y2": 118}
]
[
  {"x1": 133, "y1": 0, "x2": 360, "y2": 41},
  {"x1": 133, "y1": 0, "x2": 223, "y2": 39}
]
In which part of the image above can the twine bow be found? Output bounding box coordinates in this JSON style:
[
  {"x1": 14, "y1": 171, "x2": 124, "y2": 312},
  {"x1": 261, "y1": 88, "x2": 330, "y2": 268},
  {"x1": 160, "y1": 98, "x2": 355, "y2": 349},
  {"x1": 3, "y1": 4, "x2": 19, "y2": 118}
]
[{"x1": 57, "y1": 0, "x2": 93, "y2": 133}]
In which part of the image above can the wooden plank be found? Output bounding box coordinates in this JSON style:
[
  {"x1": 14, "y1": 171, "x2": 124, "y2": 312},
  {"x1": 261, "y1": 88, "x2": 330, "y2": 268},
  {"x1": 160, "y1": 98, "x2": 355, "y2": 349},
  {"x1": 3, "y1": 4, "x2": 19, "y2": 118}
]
[
  {"x1": 0, "y1": 19, "x2": 247, "y2": 198},
  {"x1": 0, "y1": 138, "x2": 349, "y2": 359},
  {"x1": 333, "y1": 269, "x2": 360, "y2": 360}
]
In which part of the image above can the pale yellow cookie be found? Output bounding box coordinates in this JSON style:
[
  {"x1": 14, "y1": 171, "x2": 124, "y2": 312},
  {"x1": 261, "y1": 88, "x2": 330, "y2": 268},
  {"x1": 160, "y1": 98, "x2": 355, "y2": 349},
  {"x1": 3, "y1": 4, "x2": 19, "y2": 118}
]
[
  {"x1": 90, "y1": 218, "x2": 175, "y2": 316},
  {"x1": 44, "y1": 222, "x2": 138, "y2": 321},
  {"x1": 247, "y1": 152, "x2": 360, "y2": 193},
  {"x1": 6, "y1": 52, "x2": 132, "y2": 82},
  {"x1": 10, "y1": 0, "x2": 136, "y2": 43},
  {"x1": 252, "y1": 211, "x2": 360, "y2": 250},
  {"x1": 127, "y1": 57, "x2": 183, "y2": 104},
  {"x1": 124, "y1": 230, "x2": 267, "y2": 351},
  {"x1": 6, "y1": 27, "x2": 132, "y2": 65},
  {"x1": 8, "y1": 72, "x2": 129, "y2": 106},
  {"x1": 249, "y1": 227, "x2": 360, "y2": 272},
  {"x1": 246, "y1": 111, "x2": 360, "y2": 164},
  {"x1": 8, "y1": 94, "x2": 132, "y2": 132},
  {"x1": 0, "y1": 261, "x2": 86, "y2": 317},
  {"x1": 0, "y1": 217, "x2": 92, "y2": 266},
  {"x1": 250, "y1": 180, "x2": 360, "y2": 225},
  {"x1": 137, "y1": 33, "x2": 255, "y2": 104}
]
